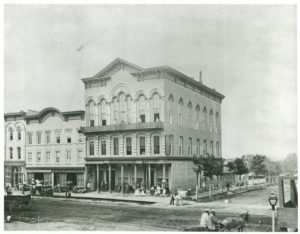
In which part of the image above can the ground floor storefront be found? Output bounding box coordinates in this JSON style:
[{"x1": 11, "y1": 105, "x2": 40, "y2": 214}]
[
  {"x1": 26, "y1": 167, "x2": 84, "y2": 188},
  {"x1": 4, "y1": 161, "x2": 26, "y2": 188}
]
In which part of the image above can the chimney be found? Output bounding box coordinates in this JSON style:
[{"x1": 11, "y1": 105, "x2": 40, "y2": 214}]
[{"x1": 199, "y1": 71, "x2": 203, "y2": 84}]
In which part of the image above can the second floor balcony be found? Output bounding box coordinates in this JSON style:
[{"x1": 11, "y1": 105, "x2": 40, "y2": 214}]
[{"x1": 81, "y1": 121, "x2": 164, "y2": 134}]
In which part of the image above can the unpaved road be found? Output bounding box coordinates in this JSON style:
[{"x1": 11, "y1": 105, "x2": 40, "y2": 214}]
[{"x1": 5, "y1": 193, "x2": 273, "y2": 231}]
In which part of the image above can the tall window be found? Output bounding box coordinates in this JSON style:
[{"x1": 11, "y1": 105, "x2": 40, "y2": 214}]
[
  {"x1": 188, "y1": 102, "x2": 192, "y2": 128},
  {"x1": 203, "y1": 107, "x2": 207, "y2": 130},
  {"x1": 196, "y1": 105, "x2": 200, "y2": 130},
  {"x1": 36, "y1": 132, "x2": 42, "y2": 144},
  {"x1": 77, "y1": 150, "x2": 83, "y2": 162},
  {"x1": 77, "y1": 130, "x2": 83, "y2": 142},
  {"x1": 17, "y1": 128, "x2": 21, "y2": 140},
  {"x1": 28, "y1": 133, "x2": 33, "y2": 144},
  {"x1": 188, "y1": 137, "x2": 192, "y2": 155},
  {"x1": 112, "y1": 97, "x2": 118, "y2": 123},
  {"x1": 101, "y1": 139, "x2": 106, "y2": 156},
  {"x1": 66, "y1": 131, "x2": 72, "y2": 143},
  {"x1": 179, "y1": 136, "x2": 183, "y2": 155},
  {"x1": 36, "y1": 152, "x2": 41, "y2": 163},
  {"x1": 126, "y1": 95, "x2": 132, "y2": 123},
  {"x1": 216, "y1": 141, "x2": 220, "y2": 157},
  {"x1": 165, "y1": 135, "x2": 174, "y2": 156},
  {"x1": 88, "y1": 100, "x2": 96, "y2": 127},
  {"x1": 126, "y1": 137, "x2": 132, "y2": 155},
  {"x1": 153, "y1": 93, "x2": 160, "y2": 122},
  {"x1": 179, "y1": 99, "x2": 184, "y2": 127},
  {"x1": 210, "y1": 110, "x2": 214, "y2": 133},
  {"x1": 17, "y1": 147, "x2": 21, "y2": 159},
  {"x1": 99, "y1": 99, "x2": 107, "y2": 126},
  {"x1": 153, "y1": 135, "x2": 160, "y2": 154},
  {"x1": 118, "y1": 93, "x2": 126, "y2": 123},
  {"x1": 210, "y1": 141, "x2": 214, "y2": 155},
  {"x1": 138, "y1": 95, "x2": 146, "y2": 123},
  {"x1": 45, "y1": 132, "x2": 51, "y2": 144},
  {"x1": 66, "y1": 151, "x2": 71, "y2": 164},
  {"x1": 9, "y1": 147, "x2": 13, "y2": 159},
  {"x1": 55, "y1": 151, "x2": 60, "y2": 163},
  {"x1": 168, "y1": 95, "x2": 174, "y2": 125},
  {"x1": 215, "y1": 112, "x2": 219, "y2": 134},
  {"x1": 89, "y1": 139, "x2": 94, "y2": 156},
  {"x1": 46, "y1": 152, "x2": 50, "y2": 163},
  {"x1": 56, "y1": 134, "x2": 61, "y2": 144},
  {"x1": 9, "y1": 128, "x2": 13, "y2": 141},
  {"x1": 28, "y1": 152, "x2": 32, "y2": 163},
  {"x1": 139, "y1": 136, "x2": 146, "y2": 155},
  {"x1": 203, "y1": 140, "x2": 207, "y2": 155},
  {"x1": 113, "y1": 138, "x2": 119, "y2": 155},
  {"x1": 196, "y1": 139, "x2": 200, "y2": 155}
]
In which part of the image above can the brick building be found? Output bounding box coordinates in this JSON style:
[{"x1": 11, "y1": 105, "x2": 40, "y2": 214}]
[{"x1": 81, "y1": 58, "x2": 225, "y2": 192}]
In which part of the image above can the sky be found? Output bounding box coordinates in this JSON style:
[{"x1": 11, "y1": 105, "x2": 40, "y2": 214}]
[{"x1": 4, "y1": 5, "x2": 297, "y2": 160}]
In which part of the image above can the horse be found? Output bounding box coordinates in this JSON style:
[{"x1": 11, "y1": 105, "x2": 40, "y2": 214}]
[{"x1": 218, "y1": 211, "x2": 249, "y2": 232}]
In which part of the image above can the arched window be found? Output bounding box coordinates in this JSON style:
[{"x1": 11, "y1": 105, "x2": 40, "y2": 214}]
[
  {"x1": 216, "y1": 141, "x2": 220, "y2": 157},
  {"x1": 9, "y1": 127, "x2": 13, "y2": 141},
  {"x1": 215, "y1": 112, "x2": 219, "y2": 134},
  {"x1": 138, "y1": 95, "x2": 146, "y2": 123},
  {"x1": 196, "y1": 105, "x2": 200, "y2": 130},
  {"x1": 139, "y1": 136, "x2": 146, "y2": 155},
  {"x1": 179, "y1": 99, "x2": 184, "y2": 127},
  {"x1": 203, "y1": 107, "x2": 207, "y2": 131},
  {"x1": 118, "y1": 92, "x2": 126, "y2": 123},
  {"x1": 152, "y1": 93, "x2": 161, "y2": 122},
  {"x1": 168, "y1": 95, "x2": 174, "y2": 125},
  {"x1": 88, "y1": 100, "x2": 96, "y2": 127},
  {"x1": 99, "y1": 99, "x2": 107, "y2": 126},
  {"x1": 112, "y1": 97, "x2": 118, "y2": 123},
  {"x1": 210, "y1": 140, "x2": 214, "y2": 155},
  {"x1": 165, "y1": 135, "x2": 174, "y2": 156},
  {"x1": 210, "y1": 110, "x2": 214, "y2": 133},
  {"x1": 188, "y1": 102, "x2": 192, "y2": 128},
  {"x1": 203, "y1": 139, "x2": 207, "y2": 156},
  {"x1": 126, "y1": 95, "x2": 132, "y2": 123},
  {"x1": 196, "y1": 138, "x2": 200, "y2": 155},
  {"x1": 179, "y1": 136, "x2": 183, "y2": 155},
  {"x1": 17, "y1": 127, "x2": 22, "y2": 140}
]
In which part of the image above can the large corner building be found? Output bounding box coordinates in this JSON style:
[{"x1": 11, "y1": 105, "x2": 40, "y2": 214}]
[{"x1": 81, "y1": 58, "x2": 225, "y2": 192}]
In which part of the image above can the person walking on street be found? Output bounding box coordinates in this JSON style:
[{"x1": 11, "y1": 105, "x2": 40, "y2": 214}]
[
  {"x1": 169, "y1": 193, "x2": 175, "y2": 205},
  {"x1": 199, "y1": 208, "x2": 210, "y2": 230}
]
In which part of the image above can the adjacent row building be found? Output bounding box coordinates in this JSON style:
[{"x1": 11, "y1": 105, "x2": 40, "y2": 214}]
[{"x1": 4, "y1": 58, "x2": 225, "y2": 192}]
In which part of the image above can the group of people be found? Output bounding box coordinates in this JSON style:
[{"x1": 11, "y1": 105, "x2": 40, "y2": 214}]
[
  {"x1": 199, "y1": 208, "x2": 219, "y2": 231},
  {"x1": 150, "y1": 185, "x2": 167, "y2": 197}
]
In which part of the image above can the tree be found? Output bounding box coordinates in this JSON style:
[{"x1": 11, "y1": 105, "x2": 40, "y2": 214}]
[
  {"x1": 226, "y1": 158, "x2": 248, "y2": 189},
  {"x1": 250, "y1": 154, "x2": 266, "y2": 187},
  {"x1": 193, "y1": 154, "x2": 224, "y2": 198}
]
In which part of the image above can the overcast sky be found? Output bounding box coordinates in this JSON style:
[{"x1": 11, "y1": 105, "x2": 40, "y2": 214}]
[{"x1": 4, "y1": 5, "x2": 297, "y2": 160}]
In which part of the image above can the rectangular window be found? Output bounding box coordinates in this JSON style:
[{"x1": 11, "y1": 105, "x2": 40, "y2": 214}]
[
  {"x1": 154, "y1": 136, "x2": 160, "y2": 154},
  {"x1": 197, "y1": 139, "x2": 200, "y2": 155},
  {"x1": 37, "y1": 132, "x2": 42, "y2": 144},
  {"x1": 45, "y1": 132, "x2": 51, "y2": 144},
  {"x1": 154, "y1": 113, "x2": 160, "y2": 122},
  {"x1": 179, "y1": 136, "x2": 183, "y2": 155},
  {"x1": 17, "y1": 147, "x2": 21, "y2": 159},
  {"x1": 28, "y1": 152, "x2": 32, "y2": 163},
  {"x1": 140, "y1": 114, "x2": 145, "y2": 123},
  {"x1": 113, "y1": 138, "x2": 119, "y2": 155},
  {"x1": 46, "y1": 151, "x2": 50, "y2": 163},
  {"x1": 188, "y1": 138, "x2": 192, "y2": 155},
  {"x1": 9, "y1": 147, "x2": 13, "y2": 159},
  {"x1": 139, "y1": 136, "x2": 146, "y2": 155},
  {"x1": 126, "y1": 137, "x2": 132, "y2": 155},
  {"x1": 56, "y1": 135, "x2": 61, "y2": 144},
  {"x1": 37, "y1": 152, "x2": 41, "y2": 163},
  {"x1": 101, "y1": 139, "x2": 106, "y2": 156},
  {"x1": 89, "y1": 139, "x2": 94, "y2": 156},
  {"x1": 90, "y1": 120, "x2": 95, "y2": 127},
  {"x1": 66, "y1": 151, "x2": 71, "y2": 164},
  {"x1": 77, "y1": 150, "x2": 82, "y2": 162},
  {"x1": 67, "y1": 136, "x2": 72, "y2": 143},
  {"x1": 210, "y1": 141, "x2": 214, "y2": 155},
  {"x1": 77, "y1": 130, "x2": 83, "y2": 142},
  {"x1": 102, "y1": 119, "x2": 106, "y2": 126},
  {"x1": 55, "y1": 151, "x2": 60, "y2": 163},
  {"x1": 28, "y1": 133, "x2": 33, "y2": 144}
]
